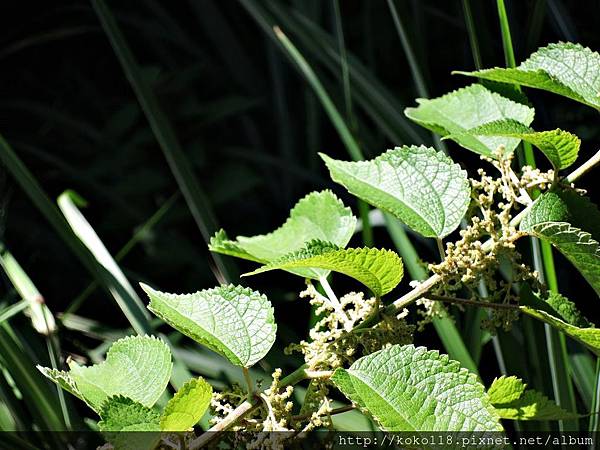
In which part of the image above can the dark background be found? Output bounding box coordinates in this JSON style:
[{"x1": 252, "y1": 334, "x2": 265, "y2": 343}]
[{"x1": 1, "y1": 0, "x2": 599, "y2": 412}]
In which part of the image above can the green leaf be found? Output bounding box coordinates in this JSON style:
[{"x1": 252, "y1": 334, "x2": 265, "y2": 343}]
[
  {"x1": 520, "y1": 285, "x2": 591, "y2": 328},
  {"x1": 98, "y1": 396, "x2": 160, "y2": 432},
  {"x1": 488, "y1": 376, "x2": 580, "y2": 421},
  {"x1": 404, "y1": 84, "x2": 534, "y2": 157},
  {"x1": 160, "y1": 377, "x2": 212, "y2": 431},
  {"x1": 142, "y1": 284, "x2": 276, "y2": 368},
  {"x1": 488, "y1": 376, "x2": 526, "y2": 404},
  {"x1": 38, "y1": 335, "x2": 172, "y2": 412},
  {"x1": 522, "y1": 307, "x2": 600, "y2": 356},
  {"x1": 98, "y1": 396, "x2": 161, "y2": 450},
  {"x1": 331, "y1": 345, "x2": 502, "y2": 431},
  {"x1": 243, "y1": 240, "x2": 403, "y2": 296},
  {"x1": 521, "y1": 191, "x2": 600, "y2": 296},
  {"x1": 465, "y1": 119, "x2": 580, "y2": 170},
  {"x1": 525, "y1": 190, "x2": 600, "y2": 242},
  {"x1": 321, "y1": 146, "x2": 470, "y2": 238},
  {"x1": 209, "y1": 190, "x2": 356, "y2": 278},
  {"x1": 525, "y1": 222, "x2": 600, "y2": 296},
  {"x1": 455, "y1": 42, "x2": 600, "y2": 110}
]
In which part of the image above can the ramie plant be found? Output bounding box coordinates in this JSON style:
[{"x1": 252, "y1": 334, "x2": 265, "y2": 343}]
[{"x1": 40, "y1": 42, "x2": 600, "y2": 449}]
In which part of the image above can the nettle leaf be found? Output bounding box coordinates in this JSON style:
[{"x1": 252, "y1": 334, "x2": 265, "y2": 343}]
[
  {"x1": 466, "y1": 119, "x2": 580, "y2": 170},
  {"x1": 456, "y1": 42, "x2": 600, "y2": 110},
  {"x1": 487, "y1": 376, "x2": 525, "y2": 404},
  {"x1": 38, "y1": 336, "x2": 172, "y2": 412},
  {"x1": 488, "y1": 376, "x2": 579, "y2": 421},
  {"x1": 404, "y1": 84, "x2": 534, "y2": 157},
  {"x1": 331, "y1": 345, "x2": 502, "y2": 431},
  {"x1": 522, "y1": 307, "x2": 600, "y2": 356},
  {"x1": 98, "y1": 396, "x2": 160, "y2": 432},
  {"x1": 243, "y1": 240, "x2": 403, "y2": 297},
  {"x1": 209, "y1": 190, "x2": 356, "y2": 278},
  {"x1": 321, "y1": 146, "x2": 470, "y2": 238},
  {"x1": 99, "y1": 396, "x2": 161, "y2": 450},
  {"x1": 142, "y1": 284, "x2": 276, "y2": 368},
  {"x1": 520, "y1": 285, "x2": 591, "y2": 328},
  {"x1": 160, "y1": 377, "x2": 212, "y2": 431},
  {"x1": 521, "y1": 191, "x2": 600, "y2": 296},
  {"x1": 525, "y1": 222, "x2": 600, "y2": 296}
]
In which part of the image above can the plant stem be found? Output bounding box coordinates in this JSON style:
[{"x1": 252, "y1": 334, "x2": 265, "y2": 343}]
[
  {"x1": 426, "y1": 294, "x2": 520, "y2": 310},
  {"x1": 566, "y1": 149, "x2": 600, "y2": 183},
  {"x1": 436, "y1": 238, "x2": 445, "y2": 261},
  {"x1": 243, "y1": 367, "x2": 254, "y2": 400},
  {"x1": 291, "y1": 404, "x2": 354, "y2": 422},
  {"x1": 319, "y1": 276, "x2": 350, "y2": 330},
  {"x1": 190, "y1": 364, "x2": 309, "y2": 449},
  {"x1": 304, "y1": 370, "x2": 334, "y2": 379}
]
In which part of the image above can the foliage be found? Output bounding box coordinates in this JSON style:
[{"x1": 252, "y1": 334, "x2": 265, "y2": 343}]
[{"x1": 2, "y1": 2, "x2": 600, "y2": 449}]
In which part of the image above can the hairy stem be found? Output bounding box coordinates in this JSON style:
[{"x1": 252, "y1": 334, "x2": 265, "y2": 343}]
[
  {"x1": 291, "y1": 404, "x2": 354, "y2": 422},
  {"x1": 566, "y1": 149, "x2": 600, "y2": 183},
  {"x1": 426, "y1": 294, "x2": 520, "y2": 310},
  {"x1": 243, "y1": 367, "x2": 254, "y2": 400}
]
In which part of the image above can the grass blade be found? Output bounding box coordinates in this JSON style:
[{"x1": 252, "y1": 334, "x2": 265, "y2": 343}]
[
  {"x1": 0, "y1": 325, "x2": 66, "y2": 432},
  {"x1": 91, "y1": 0, "x2": 234, "y2": 283},
  {"x1": 65, "y1": 193, "x2": 179, "y2": 315},
  {"x1": 0, "y1": 243, "x2": 56, "y2": 335},
  {"x1": 57, "y1": 191, "x2": 151, "y2": 334}
]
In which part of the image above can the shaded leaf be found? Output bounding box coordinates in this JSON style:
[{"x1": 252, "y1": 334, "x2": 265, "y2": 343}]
[
  {"x1": 98, "y1": 396, "x2": 160, "y2": 432},
  {"x1": 522, "y1": 307, "x2": 600, "y2": 356},
  {"x1": 99, "y1": 396, "x2": 161, "y2": 450},
  {"x1": 321, "y1": 146, "x2": 470, "y2": 238},
  {"x1": 331, "y1": 345, "x2": 502, "y2": 431},
  {"x1": 142, "y1": 284, "x2": 276, "y2": 368},
  {"x1": 521, "y1": 191, "x2": 600, "y2": 296},
  {"x1": 244, "y1": 240, "x2": 403, "y2": 296},
  {"x1": 404, "y1": 84, "x2": 534, "y2": 157},
  {"x1": 520, "y1": 284, "x2": 591, "y2": 328}
]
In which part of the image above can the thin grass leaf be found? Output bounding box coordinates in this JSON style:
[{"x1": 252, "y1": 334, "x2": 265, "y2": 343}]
[
  {"x1": 91, "y1": 0, "x2": 234, "y2": 283},
  {"x1": 57, "y1": 191, "x2": 151, "y2": 335},
  {"x1": 0, "y1": 242, "x2": 52, "y2": 335}
]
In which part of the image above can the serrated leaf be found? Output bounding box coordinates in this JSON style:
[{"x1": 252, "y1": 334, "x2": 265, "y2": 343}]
[
  {"x1": 321, "y1": 146, "x2": 470, "y2": 238},
  {"x1": 142, "y1": 284, "x2": 276, "y2": 368},
  {"x1": 466, "y1": 119, "x2": 580, "y2": 169},
  {"x1": 404, "y1": 84, "x2": 534, "y2": 157},
  {"x1": 519, "y1": 189, "x2": 600, "y2": 240},
  {"x1": 209, "y1": 190, "x2": 356, "y2": 278},
  {"x1": 525, "y1": 222, "x2": 600, "y2": 297},
  {"x1": 99, "y1": 396, "x2": 161, "y2": 450},
  {"x1": 243, "y1": 240, "x2": 403, "y2": 296},
  {"x1": 488, "y1": 376, "x2": 580, "y2": 421},
  {"x1": 38, "y1": 335, "x2": 172, "y2": 412},
  {"x1": 520, "y1": 284, "x2": 591, "y2": 328},
  {"x1": 455, "y1": 42, "x2": 600, "y2": 110},
  {"x1": 98, "y1": 396, "x2": 161, "y2": 432},
  {"x1": 522, "y1": 307, "x2": 600, "y2": 356},
  {"x1": 160, "y1": 377, "x2": 212, "y2": 431},
  {"x1": 488, "y1": 376, "x2": 526, "y2": 404},
  {"x1": 521, "y1": 191, "x2": 600, "y2": 296},
  {"x1": 331, "y1": 344, "x2": 502, "y2": 431}
]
